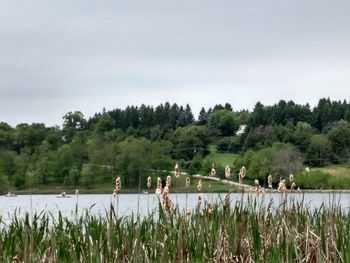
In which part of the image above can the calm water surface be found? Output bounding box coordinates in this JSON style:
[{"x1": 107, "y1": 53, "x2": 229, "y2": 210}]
[{"x1": 1, "y1": 192, "x2": 350, "y2": 223}]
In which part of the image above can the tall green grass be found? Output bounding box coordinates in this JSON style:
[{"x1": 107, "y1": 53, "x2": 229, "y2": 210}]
[{"x1": 1, "y1": 196, "x2": 350, "y2": 262}]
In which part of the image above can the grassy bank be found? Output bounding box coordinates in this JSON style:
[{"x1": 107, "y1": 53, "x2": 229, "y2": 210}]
[
  {"x1": 5, "y1": 161, "x2": 350, "y2": 195},
  {"x1": 8, "y1": 174, "x2": 239, "y2": 195},
  {"x1": 296, "y1": 163, "x2": 350, "y2": 190},
  {"x1": 1, "y1": 197, "x2": 350, "y2": 262},
  {"x1": 315, "y1": 163, "x2": 350, "y2": 177}
]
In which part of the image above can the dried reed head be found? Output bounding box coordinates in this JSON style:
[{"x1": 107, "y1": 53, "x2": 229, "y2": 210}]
[
  {"x1": 186, "y1": 207, "x2": 193, "y2": 217},
  {"x1": 254, "y1": 179, "x2": 259, "y2": 192},
  {"x1": 115, "y1": 177, "x2": 121, "y2": 192},
  {"x1": 155, "y1": 177, "x2": 162, "y2": 195},
  {"x1": 278, "y1": 179, "x2": 286, "y2": 193},
  {"x1": 198, "y1": 193, "x2": 202, "y2": 206},
  {"x1": 166, "y1": 175, "x2": 172, "y2": 187},
  {"x1": 163, "y1": 185, "x2": 169, "y2": 195},
  {"x1": 238, "y1": 166, "x2": 246, "y2": 183},
  {"x1": 225, "y1": 165, "x2": 231, "y2": 178},
  {"x1": 289, "y1": 174, "x2": 294, "y2": 183},
  {"x1": 208, "y1": 203, "x2": 214, "y2": 214},
  {"x1": 211, "y1": 163, "x2": 216, "y2": 177},
  {"x1": 254, "y1": 179, "x2": 259, "y2": 186},
  {"x1": 197, "y1": 179, "x2": 202, "y2": 191},
  {"x1": 175, "y1": 162, "x2": 180, "y2": 178},
  {"x1": 240, "y1": 166, "x2": 246, "y2": 176},
  {"x1": 268, "y1": 175, "x2": 273, "y2": 188},
  {"x1": 147, "y1": 176, "x2": 151, "y2": 189},
  {"x1": 185, "y1": 177, "x2": 190, "y2": 188},
  {"x1": 162, "y1": 185, "x2": 171, "y2": 211}
]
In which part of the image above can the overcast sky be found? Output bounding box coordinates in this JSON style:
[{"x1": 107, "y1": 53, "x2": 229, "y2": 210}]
[{"x1": 0, "y1": 0, "x2": 349, "y2": 126}]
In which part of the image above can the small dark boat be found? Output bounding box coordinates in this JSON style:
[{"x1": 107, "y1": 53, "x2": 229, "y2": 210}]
[{"x1": 56, "y1": 192, "x2": 71, "y2": 198}]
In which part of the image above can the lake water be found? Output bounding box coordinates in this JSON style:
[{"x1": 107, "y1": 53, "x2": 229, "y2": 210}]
[{"x1": 1, "y1": 192, "x2": 350, "y2": 223}]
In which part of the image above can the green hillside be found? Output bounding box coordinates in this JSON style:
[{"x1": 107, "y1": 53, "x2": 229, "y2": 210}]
[{"x1": 202, "y1": 145, "x2": 239, "y2": 167}]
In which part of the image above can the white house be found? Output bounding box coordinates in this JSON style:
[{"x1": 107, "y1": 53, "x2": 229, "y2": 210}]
[{"x1": 236, "y1": 124, "x2": 247, "y2": 135}]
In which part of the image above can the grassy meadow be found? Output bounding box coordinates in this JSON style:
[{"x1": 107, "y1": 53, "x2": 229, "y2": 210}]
[
  {"x1": 202, "y1": 145, "x2": 239, "y2": 167},
  {"x1": 316, "y1": 163, "x2": 350, "y2": 178},
  {"x1": 295, "y1": 163, "x2": 350, "y2": 190}
]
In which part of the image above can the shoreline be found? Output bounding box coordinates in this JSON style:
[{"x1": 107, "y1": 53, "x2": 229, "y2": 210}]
[{"x1": 5, "y1": 189, "x2": 350, "y2": 195}]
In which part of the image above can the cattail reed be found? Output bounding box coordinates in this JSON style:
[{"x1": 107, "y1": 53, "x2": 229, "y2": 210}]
[
  {"x1": 147, "y1": 176, "x2": 151, "y2": 189},
  {"x1": 210, "y1": 163, "x2": 216, "y2": 177},
  {"x1": 75, "y1": 189, "x2": 79, "y2": 223},
  {"x1": 198, "y1": 193, "x2": 202, "y2": 206},
  {"x1": 277, "y1": 178, "x2": 286, "y2": 193},
  {"x1": 4, "y1": 197, "x2": 350, "y2": 261},
  {"x1": 114, "y1": 177, "x2": 121, "y2": 219},
  {"x1": 289, "y1": 174, "x2": 294, "y2": 183},
  {"x1": 185, "y1": 177, "x2": 190, "y2": 212},
  {"x1": 224, "y1": 165, "x2": 231, "y2": 178},
  {"x1": 268, "y1": 175, "x2": 273, "y2": 189},
  {"x1": 289, "y1": 174, "x2": 296, "y2": 191},
  {"x1": 238, "y1": 166, "x2": 246, "y2": 184},
  {"x1": 166, "y1": 175, "x2": 172, "y2": 187},
  {"x1": 290, "y1": 182, "x2": 296, "y2": 191},
  {"x1": 155, "y1": 177, "x2": 162, "y2": 195},
  {"x1": 197, "y1": 179, "x2": 202, "y2": 191},
  {"x1": 186, "y1": 207, "x2": 193, "y2": 217},
  {"x1": 162, "y1": 185, "x2": 171, "y2": 211},
  {"x1": 208, "y1": 203, "x2": 214, "y2": 214},
  {"x1": 115, "y1": 177, "x2": 121, "y2": 192},
  {"x1": 175, "y1": 162, "x2": 180, "y2": 178},
  {"x1": 146, "y1": 176, "x2": 151, "y2": 212},
  {"x1": 224, "y1": 194, "x2": 230, "y2": 206},
  {"x1": 254, "y1": 179, "x2": 259, "y2": 192},
  {"x1": 185, "y1": 177, "x2": 190, "y2": 188}
]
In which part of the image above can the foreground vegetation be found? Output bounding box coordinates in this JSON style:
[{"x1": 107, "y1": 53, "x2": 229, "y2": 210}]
[{"x1": 1, "y1": 197, "x2": 350, "y2": 262}]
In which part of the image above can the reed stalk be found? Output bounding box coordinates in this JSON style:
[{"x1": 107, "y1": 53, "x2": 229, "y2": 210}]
[{"x1": 2, "y1": 194, "x2": 350, "y2": 262}]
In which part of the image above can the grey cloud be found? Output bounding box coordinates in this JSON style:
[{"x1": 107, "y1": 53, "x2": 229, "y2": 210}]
[{"x1": 0, "y1": 0, "x2": 349, "y2": 126}]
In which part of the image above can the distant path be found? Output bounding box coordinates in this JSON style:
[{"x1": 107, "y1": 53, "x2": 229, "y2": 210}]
[
  {"x1": 192, "y1": 174, "x2": 252, "y2": 190},
  {"x1": 192, "y1": 174, "x2": 350, "y2": 193}
]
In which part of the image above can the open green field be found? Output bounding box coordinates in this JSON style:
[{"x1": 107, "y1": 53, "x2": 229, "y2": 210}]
[
  {"x1": 295, "y1": 162, "x2": 350, "y2": 190},
  {"x1": 202, "y1": 145, "x2": 239, "y2": 167},
  {"x1": 314, "y1": 163, "x2": 350, "y2": 177}
]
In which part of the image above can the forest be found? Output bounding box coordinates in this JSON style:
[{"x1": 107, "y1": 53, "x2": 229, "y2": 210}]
[{"x1": 0, "y1": 98, "x2": 350, "y2": 192}]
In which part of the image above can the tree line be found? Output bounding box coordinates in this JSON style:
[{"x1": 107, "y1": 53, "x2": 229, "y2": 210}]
[{"x1": 0, "y1": 98, "x2": 350, "y2": 191}]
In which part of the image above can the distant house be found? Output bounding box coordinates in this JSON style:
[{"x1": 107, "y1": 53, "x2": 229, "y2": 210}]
[{"x1": 236, "y1": 125, "x2": 247, "y2": 136}]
